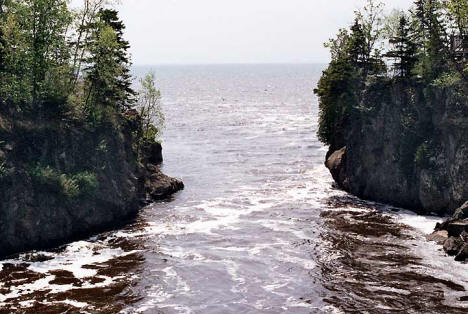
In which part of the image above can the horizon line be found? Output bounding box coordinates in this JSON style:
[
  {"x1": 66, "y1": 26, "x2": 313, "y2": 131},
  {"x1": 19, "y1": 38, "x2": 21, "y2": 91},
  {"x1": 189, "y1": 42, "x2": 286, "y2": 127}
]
[{"x1": 131, "y1": 62, "x2": 329, "y2": 66}]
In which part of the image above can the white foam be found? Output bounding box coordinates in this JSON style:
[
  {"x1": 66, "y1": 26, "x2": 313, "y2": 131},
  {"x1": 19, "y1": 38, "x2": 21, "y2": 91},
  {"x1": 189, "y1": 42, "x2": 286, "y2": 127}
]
[
  {"x1": 58, "y1": 299, "x2": 89, "y2": 308},
  {"x1": 380, "y1": 206, "x2": 443, "y2": 235},
  {"x1": 0, "y1": 239, "x2": 141, "y2": 308},
  {"x1": 27, "y1": 242, "x2": 134, "y2": 278}
]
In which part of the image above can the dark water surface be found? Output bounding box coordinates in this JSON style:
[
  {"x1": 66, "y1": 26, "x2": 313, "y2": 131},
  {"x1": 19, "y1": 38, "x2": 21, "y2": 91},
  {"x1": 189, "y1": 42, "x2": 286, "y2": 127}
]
[{"x1": 1, "y1": 64, "x2": 468, "y2": 313}]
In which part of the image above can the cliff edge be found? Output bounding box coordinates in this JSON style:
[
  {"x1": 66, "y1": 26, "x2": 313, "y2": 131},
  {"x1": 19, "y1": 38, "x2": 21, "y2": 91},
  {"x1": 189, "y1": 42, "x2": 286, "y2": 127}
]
[
  {"x1": 324, "y1": 81, "x2": 468, "y2": 216},
  {"x1": 0, "y1": 110, "x2": 183, "y2": 258}
]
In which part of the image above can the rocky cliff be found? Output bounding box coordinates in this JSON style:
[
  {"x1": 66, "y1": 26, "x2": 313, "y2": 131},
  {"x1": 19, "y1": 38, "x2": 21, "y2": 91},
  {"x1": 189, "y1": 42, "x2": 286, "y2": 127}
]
[
  {"x1": 429, "y1": 201, "x2": 468, "y2": 261},
  {"x1": 0, "y1": 111, "x2": 183, "y2": 258},
  {"x1": 325, "y1": 80, "x2": 468, "y2": 216}
]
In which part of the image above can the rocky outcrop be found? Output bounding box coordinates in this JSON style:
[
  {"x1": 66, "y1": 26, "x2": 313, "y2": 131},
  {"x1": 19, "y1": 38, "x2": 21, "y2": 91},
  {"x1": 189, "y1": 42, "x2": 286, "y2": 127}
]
[
  {"x1": 0, "y1": 112, "x2": 183, "y2": 258},
  {"x1": 428, "y1": 201, "x2": 468, "y2": 261},
  {"x1": 325, "y1": 147, "x2": 349, "y2": 191},
  {"x1": 325, "y1": 81, "x2": 468, "y2": 216}
]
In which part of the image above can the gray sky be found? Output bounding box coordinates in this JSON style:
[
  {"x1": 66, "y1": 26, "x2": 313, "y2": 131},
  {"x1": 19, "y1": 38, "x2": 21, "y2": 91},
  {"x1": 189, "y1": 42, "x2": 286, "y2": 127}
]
[{"x1": 116, "y1": 0, "x2": 414, "y2": 65}]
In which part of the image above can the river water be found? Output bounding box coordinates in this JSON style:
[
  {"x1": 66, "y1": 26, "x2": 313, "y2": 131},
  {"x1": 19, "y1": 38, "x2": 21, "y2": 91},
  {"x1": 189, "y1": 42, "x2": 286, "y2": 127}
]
[{"x1": 1, "y1": 64, "x2": 468, "y2": 313}]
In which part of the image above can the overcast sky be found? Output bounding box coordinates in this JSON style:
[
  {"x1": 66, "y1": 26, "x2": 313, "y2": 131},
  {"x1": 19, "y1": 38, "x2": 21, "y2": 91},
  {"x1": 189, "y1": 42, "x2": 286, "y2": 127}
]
[{"x1": 115, "y1": 0, "x2": 414, "y2": 65}]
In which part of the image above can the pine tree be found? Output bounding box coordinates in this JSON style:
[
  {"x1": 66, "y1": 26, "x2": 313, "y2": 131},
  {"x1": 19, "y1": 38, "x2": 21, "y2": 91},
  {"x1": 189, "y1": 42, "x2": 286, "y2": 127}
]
[
  {"x1": 85, "y1": 9, "x2": 134, "y2": 113},
  {"x1": 414, "y1": 0, "x2": 426, "y2": 29},
  {"x1": 346, "y1": 18, "x2": 386, "y2": 78},
  {"x1": 348, "y1": 19, "x2": 369, "y2": 69},
  {"x1": 386, "y1": 16, "x2": 418, "y2": 78},
  {"x1": 412, "y1": 0, "x2": 449, "y2": 81},
  {"x1": 99, "y1": 9, "x2": 134, "y2": 108}
]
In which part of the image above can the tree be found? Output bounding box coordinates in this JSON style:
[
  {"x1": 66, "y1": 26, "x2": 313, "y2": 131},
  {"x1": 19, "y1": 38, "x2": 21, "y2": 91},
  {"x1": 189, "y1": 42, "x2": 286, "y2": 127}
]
[
  {"x1": 411, "y1": 0, "x2": 449, "y2": 81},
  {"x1": 348, "y1": 20, "x2": 369, "y2": 69},
  {"x1": 25, "y1": 0, "x2": 73, "y2": 109},
  {"x1": 315, "y1": 58, "x2": 357, "y2": 147},
  {"x1": 0, "y1": 0, "x2": 33, "y2": 107},
  {"x1": 0, "y1": 0, "x2": 74, "y2": 113},
  {"x1": 99, "y1": 9, "x2": 134, "y2": 109},
  {"x1": 443, "y1": 0, "x2": 468, "y2": 75},
  {"x1": 70, "y1": 0, "x2": 107, "y2": 90},
  {"x1": 324, "y1": 28, "x2": 350, "y2": 61},
  {"x1": 444, "y1": 0, "x2": 468, "y2": 37},
  {"x1": 315, "y1": 0, "x2": 386, "y2": 148},
  {"x1": 385, "y1": 15, "x2": 418, "y2": 78},
  {"x1": 84, "y1": 9, "x2": 134, "y2": 114},
  {"x1": 354, "y1": 0, "x2": 386, "y2": 76},
  {"x1": 136, "y1": 73, "x2": 164, "y2": 142}
]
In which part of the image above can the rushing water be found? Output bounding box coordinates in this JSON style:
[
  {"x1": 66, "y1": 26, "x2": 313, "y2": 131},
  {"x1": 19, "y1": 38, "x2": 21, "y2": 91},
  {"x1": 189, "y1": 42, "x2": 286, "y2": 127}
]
[{"x1": 1, "y1": 64, "x2": 468, "y2": 313}]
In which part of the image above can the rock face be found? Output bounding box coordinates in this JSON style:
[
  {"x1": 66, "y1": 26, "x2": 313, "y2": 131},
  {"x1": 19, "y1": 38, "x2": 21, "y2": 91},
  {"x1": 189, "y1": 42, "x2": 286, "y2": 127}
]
[
  {"x1": 325, "y1": 147, "x2": 349, "y2": 190},
  {"x1": 431, "y1": 201, "x2": 468, "y2": 261},
  {"x1": 325, "y1": 82, "x2": 468, "y2": 216},
  {"x1": 0, "y1": 112, "x2": 183, "y2": 258}
]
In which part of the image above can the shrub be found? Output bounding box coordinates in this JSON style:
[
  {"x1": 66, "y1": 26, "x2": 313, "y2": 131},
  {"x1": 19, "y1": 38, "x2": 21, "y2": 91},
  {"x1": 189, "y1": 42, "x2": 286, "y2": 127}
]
[
  {"x1": 29, "y1": 165, "x2": 62, "y2": 190},
  {"x1": 73, "y1": 171, "x2": 99, "y2": 198},
  {"x1": 135, "y1": 73, "x2": 165, "y2": 141},
  {"x1": 29, "y1": 164, "x2": 99, "y2": 199},
  {"x1": 59, "y1": 174, "x2": 80, "y2": 199},
  {"x1": 0, "y1": 161, "x2": 8, "y2": 178},
  {"x1": 432, "y1": 72, "x2": 462, "y2": 88},
  {"x1": 414, "y1": 142, "x2": 435, "y2": 168}
]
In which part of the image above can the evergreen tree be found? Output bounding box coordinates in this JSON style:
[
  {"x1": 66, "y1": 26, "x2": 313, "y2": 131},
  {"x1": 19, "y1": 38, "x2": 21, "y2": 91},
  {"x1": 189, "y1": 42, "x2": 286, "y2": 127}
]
[
  {"x1": 414, "y1": 0, "x2": 426, "y2": 30},
  {"x1": 412, "y1": 0, "x2": 449, "y2": 81},
  {"x1": 348, "y1": 20, "x2": 369, "y2": 70},
  {"x1": 385, "y1": 16, "x2": 418, "y2": 78},
  {"x1": 85, "y1": 9, "x2": 134, "y2": 113},
  {"x1": 346, "y1": 19, "x2": 386, "y2": 78},
  {"x1": 99, "y1": 9, "x2": 134, "y2": 106}
]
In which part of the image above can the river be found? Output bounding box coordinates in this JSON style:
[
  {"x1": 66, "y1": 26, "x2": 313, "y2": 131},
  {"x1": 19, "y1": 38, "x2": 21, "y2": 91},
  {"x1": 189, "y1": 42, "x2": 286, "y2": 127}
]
[{"x1": 1, "y1": 64, "x2": 468, "y2": 313}]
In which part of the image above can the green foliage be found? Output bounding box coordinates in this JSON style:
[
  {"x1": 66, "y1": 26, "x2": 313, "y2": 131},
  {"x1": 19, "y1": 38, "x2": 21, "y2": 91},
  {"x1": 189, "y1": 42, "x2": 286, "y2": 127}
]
[
  {"x1": 0, "y1": 2, "x2": 136, "y2": 123},
  {"x1": 29, "y1": 164, "x2": 99, "y2": 199},
  {"x1": 399, "y1": 113, "x2": 422, "y2": 174},
  {"x1": 97, "y1": 139, "x2": 108, "y2": 153},
  {"x1": 317, "y1": 0, "x2": 468, "y2": 153},
  {"x1": 411, "y1": 0, "x2": 450, "y2": 82},
  {"x1": 385, "y1": 15, "x2": 418, "y2": 78},
  {"x1": 73, "y1": 171, "x2": 99, "y2": 198},
  {"x1": 315, "y1": 0, "x2": 387, "y2": 146},
  {"x1": 59, "y1": 174, "x2": 80, "y2": 199},
  {"x1": 414, "y1": 141, "x2": 432, "y2": 167},
  {"x1": 432, "y1": 71, "x2": 462, "y2": 87},
  {"x1": 136, "y1": 72, "x2": 165, "y2": 141},
  {"x1": 0, "y1": 0, "x2": 73, "y2": 111},
  {"x1": 315, "y1": 59, "x2": 357, "y2": 145},
  {"x1": 84, "y1": 9, "x2": 135, "y2": 114},
  {"x1": 29, "y1": 164, "x2": 69, "y2": 196},
  {"x1": 0, "y1": 160, "x2": 7, "y2": 178}
]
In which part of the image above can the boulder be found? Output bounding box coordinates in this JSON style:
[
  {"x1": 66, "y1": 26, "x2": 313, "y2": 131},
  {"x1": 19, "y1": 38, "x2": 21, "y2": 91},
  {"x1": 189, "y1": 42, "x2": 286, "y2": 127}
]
[
  {"x1": 144, "y1": 164, "x2": 184, "y2": 201},
  {"x1": 455, "y1": 244, "x2": 468, "y2": 262},
  {"x1": 452, "y1": 201, "x2": 468, "y2": 220},
  {"x1": 460, "y1": 231, "x2": 468, "y2": 242},
  {"x1": 443, "y1": 237, "x2": 464, "y2": 256},
  {"x1": 446, "y1": 220, "x2": 468, "y2": 237},
  {"x1": 426, "y1": 230, "x2": 449, "y2": 245},
  {"x1": 435, "y1": 202, "x2": 468, "y2": 234},
  {"x1": 142, "y1": 141, "x2": 163, "y2": 165},
  {"x1": 325, "y1": 147, "x2": 349, "y2": 190}
]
